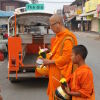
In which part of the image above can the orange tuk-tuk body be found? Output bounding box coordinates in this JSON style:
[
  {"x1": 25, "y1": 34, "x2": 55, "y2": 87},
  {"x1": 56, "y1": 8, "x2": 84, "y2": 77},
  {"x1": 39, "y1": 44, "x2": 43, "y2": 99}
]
[{"x1": 8, "y1": 7, "x2": 55, "y2": 82}]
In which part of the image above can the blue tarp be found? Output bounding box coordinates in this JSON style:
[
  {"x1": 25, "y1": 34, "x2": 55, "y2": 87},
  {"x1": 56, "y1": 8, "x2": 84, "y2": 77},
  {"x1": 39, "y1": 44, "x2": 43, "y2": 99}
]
[{"x1": 0, "y1": 10, "x2": 14, "y2": 17}]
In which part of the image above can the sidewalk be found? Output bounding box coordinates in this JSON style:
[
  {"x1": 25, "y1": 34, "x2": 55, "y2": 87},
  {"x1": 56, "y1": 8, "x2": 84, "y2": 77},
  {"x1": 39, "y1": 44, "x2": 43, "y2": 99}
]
[
  {"x1": 74, "y1": 31, "x2": 100, "y2": 35},
  {"x1": 73, "y1": 31, "x2": 100, "y2": 40}
]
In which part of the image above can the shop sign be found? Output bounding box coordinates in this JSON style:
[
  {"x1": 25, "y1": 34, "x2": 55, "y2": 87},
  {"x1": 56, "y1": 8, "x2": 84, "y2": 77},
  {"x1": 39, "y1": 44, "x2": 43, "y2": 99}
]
[
  {"x1": 87, "y1": 15, "x2": 93, "y2": 20},
  {"x1": 76, "y1": 16, "x2": 81, "y2": 21},
  {"x1": 77, "y1": 9, "x2": 82, "y2": 15},
  {"x1": 97, "y1": 0, "x2": 100, "y2": 5},
  {"x1": 26, "y1": 4, "x2": 44, "y2": 11},
  {"x1": 85, "y1": 1, "x2": 90, "y2": 13},
  {"x1": 85, "y1": 0, "x2": 98, "y2": 13}
]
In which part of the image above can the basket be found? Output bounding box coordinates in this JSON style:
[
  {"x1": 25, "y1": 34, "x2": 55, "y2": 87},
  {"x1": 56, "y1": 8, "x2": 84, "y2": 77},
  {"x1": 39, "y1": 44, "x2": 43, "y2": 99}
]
[{"x1": 55, "y1": 86, "x2": 71, "y2": 100}]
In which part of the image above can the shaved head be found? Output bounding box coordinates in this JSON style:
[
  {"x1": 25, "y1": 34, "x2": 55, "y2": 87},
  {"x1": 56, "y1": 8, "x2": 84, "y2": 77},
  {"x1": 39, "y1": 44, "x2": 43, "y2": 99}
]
[
  {"x1": 49, "y1": 14, "x2": 65, "y2": 34},
  {"x1": 50, "y1": 14, "x2": 64, "y2": 25}
]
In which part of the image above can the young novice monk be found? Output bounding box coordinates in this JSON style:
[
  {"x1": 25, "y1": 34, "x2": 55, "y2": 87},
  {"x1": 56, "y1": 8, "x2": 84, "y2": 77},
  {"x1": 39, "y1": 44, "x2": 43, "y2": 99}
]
[{"x1": 65, "y1": 45, "x2": 95, "y2": 100}]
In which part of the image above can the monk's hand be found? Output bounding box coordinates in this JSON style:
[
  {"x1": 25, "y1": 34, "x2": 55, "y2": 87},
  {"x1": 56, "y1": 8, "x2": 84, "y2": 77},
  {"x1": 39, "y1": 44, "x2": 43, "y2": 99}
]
[
  {"x1": 54, "y1": 94, "x2": 62, "y2": 100},
  {"x1": 65, "y1": 84, "x2": 70, "y2": 95},
  {"x1": 42, "y1": 58, "x2": 55, "y2": 65}
]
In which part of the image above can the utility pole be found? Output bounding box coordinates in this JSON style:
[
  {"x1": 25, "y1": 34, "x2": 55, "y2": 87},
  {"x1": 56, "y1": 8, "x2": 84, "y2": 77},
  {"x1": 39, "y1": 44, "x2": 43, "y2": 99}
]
[{"x1": 81, "y1": 0, "x2": 85, "y2": 32}]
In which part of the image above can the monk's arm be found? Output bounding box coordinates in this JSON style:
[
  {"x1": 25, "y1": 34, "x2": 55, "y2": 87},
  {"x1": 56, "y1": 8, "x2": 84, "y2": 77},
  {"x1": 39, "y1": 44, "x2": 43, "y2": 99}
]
[
  {"x1": 42, "y1": 59, "x2": 55, "y2": 65},
  {"x1": 66, "y1": 90, "x2": 81, "y2": 97},
  {"x1": 43, "y1": 40, "x2": 72, "y2": 66}
]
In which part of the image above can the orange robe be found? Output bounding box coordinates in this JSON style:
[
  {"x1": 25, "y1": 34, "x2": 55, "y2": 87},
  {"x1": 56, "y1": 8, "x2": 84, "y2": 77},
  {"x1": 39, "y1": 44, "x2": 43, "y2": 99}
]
[
  {"x1": 47, "y1": 29, "x2": 77, "y2": 100},
  {"x1": 68, "y1": 65, "x2": 95, "y2": 100}
]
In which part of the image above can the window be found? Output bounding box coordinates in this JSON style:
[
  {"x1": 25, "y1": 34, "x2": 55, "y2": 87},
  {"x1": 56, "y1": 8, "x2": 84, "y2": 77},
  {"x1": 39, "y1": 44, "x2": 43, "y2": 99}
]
[{"x1": 6, "y1": 6, "x2": 15, "y2": 11}]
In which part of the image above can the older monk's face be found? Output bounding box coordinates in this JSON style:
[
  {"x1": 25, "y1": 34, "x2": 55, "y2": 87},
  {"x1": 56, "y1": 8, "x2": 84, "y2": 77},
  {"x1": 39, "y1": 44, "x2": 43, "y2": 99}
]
[{"x1": 49, "y1": 17, "x2": 61, "y2": 34}]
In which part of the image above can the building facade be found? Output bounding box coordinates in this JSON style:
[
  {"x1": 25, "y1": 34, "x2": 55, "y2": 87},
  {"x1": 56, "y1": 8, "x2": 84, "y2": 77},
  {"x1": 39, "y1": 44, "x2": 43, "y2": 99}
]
[
  {"x1": 84, "y1": 0, "x2": 100, "y2": 32},
  {"x1": 0, "y1": 0, "x2": 27, "y2": 11},
  {"x1": 0, "y1": 0, "x2": 28, "y2": 34},
  {"x1": 63, "y1": 5, "x2": 78, "y2": 31}
]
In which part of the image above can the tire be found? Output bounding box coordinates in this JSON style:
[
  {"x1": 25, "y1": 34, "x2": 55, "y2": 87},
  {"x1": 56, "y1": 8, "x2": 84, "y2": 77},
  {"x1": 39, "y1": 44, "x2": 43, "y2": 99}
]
[{"x1": 9, "y1": 78, "x2": 20, "y2": 83}]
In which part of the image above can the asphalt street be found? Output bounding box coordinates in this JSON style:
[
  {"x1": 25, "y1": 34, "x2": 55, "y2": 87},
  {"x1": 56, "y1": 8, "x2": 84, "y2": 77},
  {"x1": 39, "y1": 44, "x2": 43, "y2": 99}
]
[{"x1": 0, "y1": 32, "x2": 100, "y2": 100}]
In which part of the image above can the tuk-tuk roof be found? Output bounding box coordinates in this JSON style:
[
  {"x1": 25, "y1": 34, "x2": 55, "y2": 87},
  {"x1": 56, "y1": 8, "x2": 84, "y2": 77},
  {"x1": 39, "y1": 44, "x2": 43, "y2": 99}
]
[{"x1": 9, "y1": 11, "x2": 53, "y2": 26}]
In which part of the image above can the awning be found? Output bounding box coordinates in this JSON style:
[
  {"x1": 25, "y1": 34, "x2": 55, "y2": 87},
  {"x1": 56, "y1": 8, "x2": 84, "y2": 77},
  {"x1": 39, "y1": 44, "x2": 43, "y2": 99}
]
[
  {"x1": 76, "y1": 16, "x2": 91, "y2": 21},
  {"x1": 79, "y1": 11, "x2": 96, "y2": 17},
  {"x1": 0, "y1": 10, "x2": 14, "y2": 17},
  {"x1": 9, "y1": 12, "x2": 53, "y2": 26}
]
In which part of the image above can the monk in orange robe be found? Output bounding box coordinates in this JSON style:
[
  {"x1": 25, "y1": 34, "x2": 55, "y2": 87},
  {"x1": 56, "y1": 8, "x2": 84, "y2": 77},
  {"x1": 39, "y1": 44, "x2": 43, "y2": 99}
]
[
  {"x1": 42, "y1": 14, "x2": 77, "y2": 100},
  {"x1": 64, "y1": 45, "x2": 95, "y2": 100}
]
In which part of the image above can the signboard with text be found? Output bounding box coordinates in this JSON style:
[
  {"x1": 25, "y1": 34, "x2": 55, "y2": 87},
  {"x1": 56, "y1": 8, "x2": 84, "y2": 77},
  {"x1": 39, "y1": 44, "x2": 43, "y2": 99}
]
[
  {"x1": 26, "y1": 4, "x2": 44, "y2": 11},
  {"x1": 85, "y1": 0, "x2": 100, "y2": 13},
  {"x1": 77, "y1": 9, "x2": 82, "y2": 15}
]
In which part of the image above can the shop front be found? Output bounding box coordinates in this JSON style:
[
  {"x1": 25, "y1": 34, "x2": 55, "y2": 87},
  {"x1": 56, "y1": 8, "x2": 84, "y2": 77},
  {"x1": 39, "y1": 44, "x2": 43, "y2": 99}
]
[
  {"x1": 91, "y1": 18, "x2": 99, "y2": 32},
  {"x1": 0, "y1": 11, "x2": 14, "y2": 33},
  {"x1": 84, "y1": 0, "x2": 100, "y2": 32},
  {"x1": 97, "y1": 4, "x2": 100, "y2": 33}
]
